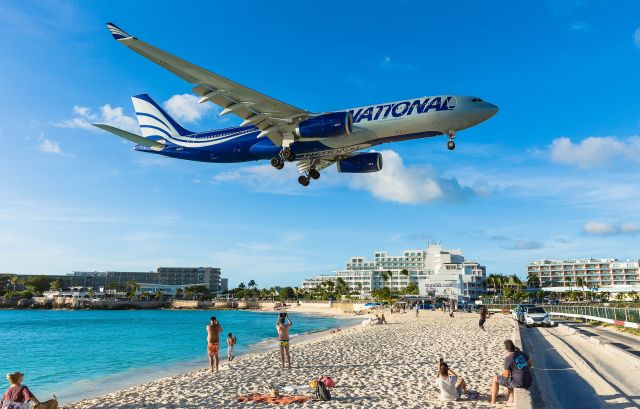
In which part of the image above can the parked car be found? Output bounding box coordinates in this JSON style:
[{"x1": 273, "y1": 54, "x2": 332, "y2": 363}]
[
  {"x1": 512, "y1": 304, "x2": 536, "y2": 322},
  {"x1": 523, "y1": 306, "x2": 554, "y2": 327}
]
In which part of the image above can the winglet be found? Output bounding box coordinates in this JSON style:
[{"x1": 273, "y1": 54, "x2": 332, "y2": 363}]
[{"x1": 106, "y1": 22, "x2": 133, "y2": 40}]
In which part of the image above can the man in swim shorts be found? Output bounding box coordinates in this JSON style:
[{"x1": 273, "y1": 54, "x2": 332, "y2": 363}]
[
  {"x1": 276, "y1": 313, "x2": 292, "y2": 369},
  {"x1": 206, "y1": 316, "x2": 223, "y2": 372}
]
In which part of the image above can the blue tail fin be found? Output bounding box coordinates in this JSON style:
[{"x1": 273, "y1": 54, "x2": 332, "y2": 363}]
[{"x1": 131, "y1": 94, "x2": 194, "y2": 139}]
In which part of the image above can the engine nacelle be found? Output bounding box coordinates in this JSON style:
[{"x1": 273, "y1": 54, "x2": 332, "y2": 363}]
[
  {"x1": 294, "y1": 112, "x2": 353, "y2": 139},
  {"x1": 336, "y1": 152, "x2": 383, "y2": 173}
]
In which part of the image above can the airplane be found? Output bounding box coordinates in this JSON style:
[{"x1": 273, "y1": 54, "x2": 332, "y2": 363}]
[{"x1": 96, "y1": 23, "x2": 498, "y2": 187}]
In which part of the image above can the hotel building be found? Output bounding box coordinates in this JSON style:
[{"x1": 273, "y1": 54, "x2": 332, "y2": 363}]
[
  {"x1": 302, "y1": 243, "x2": 486, "y2": 301},
  {"x1": 19, "y1": 267, "x2": 227, "y2": 294},
  {"x1": 528, "y1": 258, "x2": 640, "y2": 292}
]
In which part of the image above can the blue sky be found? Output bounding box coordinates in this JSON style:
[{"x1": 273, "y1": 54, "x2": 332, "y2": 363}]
[{"x1": 1, "y1": 0, "x2": 640, "y2": 286}]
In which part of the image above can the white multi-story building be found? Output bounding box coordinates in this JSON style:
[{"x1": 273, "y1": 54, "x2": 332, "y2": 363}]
[
  {"x1": 528, "y1": 258, "x2": 640, "y2": 292},
  {"x1": 302, "y1": 244, "x2": 486, "y2": 301}
]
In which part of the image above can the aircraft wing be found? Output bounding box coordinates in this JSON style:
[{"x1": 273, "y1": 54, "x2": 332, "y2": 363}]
[
  {"x1": 296, "y1": 155, "x2": 349, "y2": 174},
  {"x1": 106, "y1": 23, "x2": 309, "y2": 147},
  {"x1": 92, "y1": 124, "x2": 165, "y2": 151}
]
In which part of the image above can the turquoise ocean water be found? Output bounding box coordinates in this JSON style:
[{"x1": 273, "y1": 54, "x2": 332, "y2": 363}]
[{"x1": 0, "y1": 309, "x2": 351, "y2": 403}]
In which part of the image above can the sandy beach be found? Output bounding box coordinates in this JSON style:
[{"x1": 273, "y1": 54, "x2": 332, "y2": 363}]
[{"x1": 62, "y1": 309, "x2": 514, "y2": 408}]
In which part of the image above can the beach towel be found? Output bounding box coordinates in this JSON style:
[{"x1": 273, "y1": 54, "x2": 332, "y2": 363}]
[{"x1": 237, "y1": 393, "x2": 311, "y2": 404}]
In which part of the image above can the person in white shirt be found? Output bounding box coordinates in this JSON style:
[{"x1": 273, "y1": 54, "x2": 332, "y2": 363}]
[{"x1": 434, "y1": 360, "x2": 468, "y2": 401}]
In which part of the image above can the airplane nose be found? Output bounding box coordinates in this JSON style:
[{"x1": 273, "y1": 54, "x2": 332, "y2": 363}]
[{"x1": 485, "y1": 102, "x2": 499, "y2": 118}]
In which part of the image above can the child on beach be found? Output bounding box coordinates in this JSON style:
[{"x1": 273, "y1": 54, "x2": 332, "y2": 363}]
[
  {"x1": 490, "y1": 340, "x2": 533, "y2": 404},
  {"x1": 434, "y1": 360, "x2": 468, "y2": 401},
  {"x1": 227, "y1": 333, "x2": 236, "y2": 362},
  {"x1": 2, "y1": 372, "x2": 40, "y2": 408},
  {"x1": 479, "y1": 307, "x2": 488, "y2": 331}
]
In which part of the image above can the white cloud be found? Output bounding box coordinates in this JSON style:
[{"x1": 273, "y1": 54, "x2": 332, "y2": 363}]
[
  {"x1": 210, "y1": 150, "x2": 475, "y2": 204},
  {"x1": 634, "y1": 28, "x2": 640, "y2": 48},
  {"x1": 584, "y1": 221, "x2": 640, "y2": 236},
  {"x1": 163, "y1": 94, "x2": 215, "y2": 123},
  {"x1": 55, "y1": 104, "x2": 138, "y2": 133},
  {"x1": 37, "y1": 138, "x2": 62, "y2": 154},
  {"x1": 379, "y1": 55, "x2": 417, "y2": 72},
  {"x1": 503, "y1": 240, "x2": 544, "y2": 251},
  {"x1": 347, "y1": 150, "x2": 474, "y2": 204},
  {"x1": 548, "y1": 136, "x2": 640, "y2": 168}
]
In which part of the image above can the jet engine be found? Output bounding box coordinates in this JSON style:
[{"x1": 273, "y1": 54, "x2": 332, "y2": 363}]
[
  {"x1": 294, "y1": 112, "x2": 353, "y2": 139},
  {"x1": 336, "y1": 152, "x2": 383, "y2": 173}
]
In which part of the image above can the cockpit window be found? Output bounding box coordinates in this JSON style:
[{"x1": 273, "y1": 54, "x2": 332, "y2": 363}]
[{"x1": 471, "y1": 98, "x2": 483, "y2": 102}]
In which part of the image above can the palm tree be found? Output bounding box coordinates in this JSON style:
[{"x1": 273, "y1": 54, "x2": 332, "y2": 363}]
[
  {"x1": 615, "y1": 292, "x2": 626, "y2": 302},
  {"x1": 335, "y1": 278, "x2": 349, "y2": 296},
  {"x1": 527, "y1": 273, "x2": 540, "y2": 289},
  {"x1": 9, "y1": 275, "x2": 20, "y2": 291},
  {"x1": 248, "y1": 280, "x2": 257, "y2": 289},
  {"x1": 564, "y1": 277, "x2": 572, "y2": 289},
  {"x1": 238, "y1": 282, "x2": 246, "y2": 290},
  {"x1": 126, "y1": 280, "x2": 138, "y2": 297},
  {"x1": 380, "y1": 270, "x2": 391, "y2": 288}
]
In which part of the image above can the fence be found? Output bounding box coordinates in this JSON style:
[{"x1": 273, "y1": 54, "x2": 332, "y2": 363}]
[{"x1": 484, "y1": 303, "x2": 640, "y2": 329}]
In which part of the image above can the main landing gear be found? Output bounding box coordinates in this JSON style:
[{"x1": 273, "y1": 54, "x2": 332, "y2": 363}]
[
  {"x1": 447, "y1": 131, "x2": 456, "y2": 151},
  {"x1": 270, "y1": 157, "x2": 284, "y2": 170},
  {"x1": 298, "y1": 168, "x2": 320, "y2": 187},
  {"x1": 281, "y1": 147, "x2": 295, "y2": 161}
]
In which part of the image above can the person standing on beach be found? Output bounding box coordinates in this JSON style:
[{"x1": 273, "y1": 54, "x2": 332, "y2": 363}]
[
  {"x1": 206, "y1": 316, "x2": 223, "y2": 372},
  {"x1": 479, "y1": 307, "x2": 488, "y2": 331},
  {"x1": 227, "y1": 333, "x2": 236, "y2": 362},
  {"x1": 276, "y1": 313, "x2": 292, "y2": 369}
]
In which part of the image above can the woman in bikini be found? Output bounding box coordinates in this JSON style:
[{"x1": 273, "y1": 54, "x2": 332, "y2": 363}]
[{"x1": 276, "y1": 313, "x2": 292, "y2": 369}]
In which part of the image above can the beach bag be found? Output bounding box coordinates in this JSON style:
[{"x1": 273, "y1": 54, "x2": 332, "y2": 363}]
[
  {"x1": 315, "y1": 380, "x2": 331, "y2": 401},
  {"x1": 467, "y1": 390, "x2": 481, "y2": 400},
  {"x1": 319, "y1": 376, "x2": 335, "y2": 388}
]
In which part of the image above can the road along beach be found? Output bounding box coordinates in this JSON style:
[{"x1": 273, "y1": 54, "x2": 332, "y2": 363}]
[{"x1": 63, "y1": 310, "x2": 513, "y2": 408}]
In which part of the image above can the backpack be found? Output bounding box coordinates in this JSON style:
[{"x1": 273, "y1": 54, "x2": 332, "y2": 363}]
[
  {"x1": 315, "y1": 380, "x2": 331, "y2": 401},
  {"x1": 319, "y1": 375, "x2": 335, "y2": 388}
]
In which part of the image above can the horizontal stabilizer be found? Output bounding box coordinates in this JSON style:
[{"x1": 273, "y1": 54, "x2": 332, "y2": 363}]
[{"x1": 93, "y1": 124, "x2": 165, "y2": 151}]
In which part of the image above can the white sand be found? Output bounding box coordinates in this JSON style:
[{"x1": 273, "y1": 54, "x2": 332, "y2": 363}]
[{"x1": 63, "y1": 311, "x2": 514, "y2": 408}]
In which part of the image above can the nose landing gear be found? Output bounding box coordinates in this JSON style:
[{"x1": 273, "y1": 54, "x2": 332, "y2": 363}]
[{"x1": 447, "y1": 131, "x2": 456, "y2": 151}]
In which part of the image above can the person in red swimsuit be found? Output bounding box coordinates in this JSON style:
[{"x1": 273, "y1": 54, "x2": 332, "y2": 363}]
[{"x1": 206, "y1": 316, "x2": 223, "y2": 373}]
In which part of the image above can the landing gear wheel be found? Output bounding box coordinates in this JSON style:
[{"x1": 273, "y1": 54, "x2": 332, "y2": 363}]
[
  {"x1": 282, "y1": 147, "x2": 295, "y2": 162},
  {"x1": 447, "y1": 140, "x2": 456, "y2": 151},
  {"x1": 309, "y1": 169, "x2": 320, "y2": 180},
  {"x1": 298, "y1": 175, "x2": 310, "y2": 187},
  {"x1": 270, "y1": 157, "x2": 284, "y2": 169}
]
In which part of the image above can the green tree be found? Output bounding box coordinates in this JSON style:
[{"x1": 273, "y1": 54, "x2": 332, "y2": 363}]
[
  {"x1": 372, "y1": 287, "x2": 392, "y2": 302},
  {"x1": 279, "y1": 286, "x2": 295, "y2": 300},
  {"x1": 9, "y1": 275, "x2": 21, "y2": 291},
  {"x1": 248, "y1": 280, "x2": 257, "y2": 289},
  {"x1": 380, "y1": 271, "x2": 391, "y2": 288},
  {"x1": 527, "y1": 273, "x2": 541, "y2": 289},
  {"x1": 49, "y1": 279, "x2": 62, "y2": 292},
  {"x1": 404, "y1": 282, "x2": 419, "y2": 295},
  {"x1": 335, "y1": 278, "x2": 349, "y2": 297},
  {"x1": 238, "y1": 282, "x2": 246, "y2": 290},
  {"x1": 400, "y1": 269, "x2": 409, "y2": 277},
  {"x1": 23, "y1": 276, "x2": 52, "y2": 295},
  {"x1": 126, "y1": 280, "x2": 138, "y2": 297}
]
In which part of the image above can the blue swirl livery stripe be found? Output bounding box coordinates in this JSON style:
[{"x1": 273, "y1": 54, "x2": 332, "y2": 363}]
[
  {"x1": 140, "y1": 125, "x2": 173, "y2": 139},
  {"x1": 135, "y1": 112, "x2": 172, "y2": 133}
]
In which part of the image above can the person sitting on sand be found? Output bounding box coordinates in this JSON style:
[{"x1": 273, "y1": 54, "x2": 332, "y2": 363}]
[
  {"x1": 434, "y1": 361, "x2": 468, "y2": 401},
  {"x1": 227, "y1": 333, "x2": 236, "y2": 362},
  {"x1": 276, "y1": 313, "x2": 293, "y2": 369},
  {"x1": 490, "y1": 340, "x2": 533, "y2": 405},
  {"x1": 206, "y1": 316, "x2": 223, "y2": 372},
  {"x1": 2, "y1": 372, "x2": 40, "y2": 407}
]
